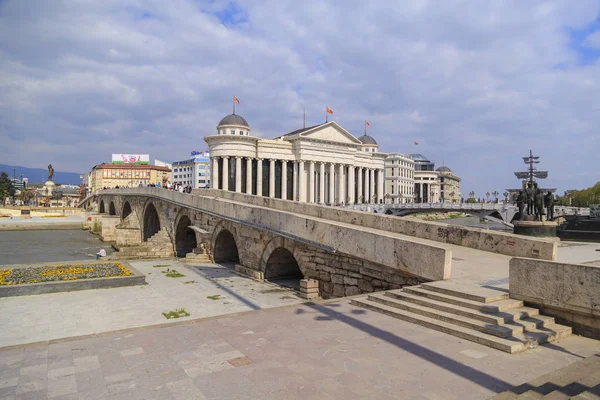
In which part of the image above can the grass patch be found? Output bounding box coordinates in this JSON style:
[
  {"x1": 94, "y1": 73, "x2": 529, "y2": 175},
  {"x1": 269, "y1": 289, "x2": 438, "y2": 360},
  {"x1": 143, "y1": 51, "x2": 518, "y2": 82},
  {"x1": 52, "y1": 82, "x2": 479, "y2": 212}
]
[
  {"x1": 162, "y1": 308, "x2": 190, "y2": 319},
  {"x1": 162, "y1": 269, "x2": 185, "y2": 278},
  {"x1": 153, "y1": 264, "x2": 170, "y2": 268},
  {"x1": 207, "y1": 294, "x2": 221, "y2": 300},
  {"x1": 183, "y1": 280, "x2": 196, "y2": 284}
]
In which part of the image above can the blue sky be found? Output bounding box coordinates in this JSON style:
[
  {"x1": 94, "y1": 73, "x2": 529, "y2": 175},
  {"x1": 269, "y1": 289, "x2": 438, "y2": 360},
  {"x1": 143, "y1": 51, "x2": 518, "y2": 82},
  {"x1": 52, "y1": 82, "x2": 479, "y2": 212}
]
[{"x1": 0, "y1": 0, "x2": 599, "y2": 195}]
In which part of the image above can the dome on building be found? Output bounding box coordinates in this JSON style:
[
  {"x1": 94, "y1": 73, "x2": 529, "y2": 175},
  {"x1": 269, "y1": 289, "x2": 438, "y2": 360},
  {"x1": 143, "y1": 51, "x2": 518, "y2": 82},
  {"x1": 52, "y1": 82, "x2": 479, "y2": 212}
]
[
  {"x1": 218, "y1": 114, "x2": 249, "y2": 128},
  {"x1": 409, "y1": 153, "x2": 429, "y2": 161},
  {"x1": 436, "y1": 166, "x2": 452, "y2": 172},
  {"x1": 358, "y1": 134, "x2": 378, "y2": 145}
]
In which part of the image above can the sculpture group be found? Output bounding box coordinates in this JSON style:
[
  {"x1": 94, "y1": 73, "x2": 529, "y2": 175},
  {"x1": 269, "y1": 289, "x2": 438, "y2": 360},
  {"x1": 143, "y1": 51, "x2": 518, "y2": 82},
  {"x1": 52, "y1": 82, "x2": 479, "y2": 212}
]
[{"x1": 516, "y1": 182, "x2": 554, "y2": 221}]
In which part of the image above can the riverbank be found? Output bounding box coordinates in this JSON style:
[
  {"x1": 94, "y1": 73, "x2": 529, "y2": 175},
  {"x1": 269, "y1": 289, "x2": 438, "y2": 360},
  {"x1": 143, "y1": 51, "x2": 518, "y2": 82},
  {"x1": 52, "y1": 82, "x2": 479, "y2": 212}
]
[{"x1": 0, "y1": 216, "x2": 84, "y2": 231}]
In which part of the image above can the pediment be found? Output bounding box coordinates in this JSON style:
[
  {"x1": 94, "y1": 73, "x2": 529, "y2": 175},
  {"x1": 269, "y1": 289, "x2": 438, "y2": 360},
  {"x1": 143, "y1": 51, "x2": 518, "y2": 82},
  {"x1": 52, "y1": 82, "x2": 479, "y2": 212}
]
[{"x1": 291, "y1": 122, "x2": 362, "y2": 145}]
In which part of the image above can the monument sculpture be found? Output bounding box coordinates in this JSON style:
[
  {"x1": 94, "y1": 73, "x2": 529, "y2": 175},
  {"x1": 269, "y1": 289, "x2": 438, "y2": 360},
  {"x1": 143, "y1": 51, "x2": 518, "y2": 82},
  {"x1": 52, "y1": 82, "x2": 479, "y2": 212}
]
[
  {"x1": 42, "y1": 163, "x2": 56, "y2": 201},
  {"x1": 512, "y1": 151, "x2": 557, "y2": 237},
  {"x1": 47, "y1": 164, "x2": 54, "y2": 181}
]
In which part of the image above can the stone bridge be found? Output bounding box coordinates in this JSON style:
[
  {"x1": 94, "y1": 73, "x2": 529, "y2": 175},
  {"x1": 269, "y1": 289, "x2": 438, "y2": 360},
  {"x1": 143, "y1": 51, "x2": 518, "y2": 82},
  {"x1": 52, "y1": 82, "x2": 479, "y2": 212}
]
[
  {"x1": 79, "y1": 188, "x2": 558, "y2": 299},
  {"x1": 350, "y1": 202, "x2": 590, "y2": 224}
]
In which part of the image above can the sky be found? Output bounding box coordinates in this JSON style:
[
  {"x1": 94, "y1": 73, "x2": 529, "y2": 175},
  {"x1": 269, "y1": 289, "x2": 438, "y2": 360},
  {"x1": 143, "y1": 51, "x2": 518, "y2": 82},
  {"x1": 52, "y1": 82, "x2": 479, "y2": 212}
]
[{"x1": 1, "y1": 0, "x2": 599, "y2": 196}]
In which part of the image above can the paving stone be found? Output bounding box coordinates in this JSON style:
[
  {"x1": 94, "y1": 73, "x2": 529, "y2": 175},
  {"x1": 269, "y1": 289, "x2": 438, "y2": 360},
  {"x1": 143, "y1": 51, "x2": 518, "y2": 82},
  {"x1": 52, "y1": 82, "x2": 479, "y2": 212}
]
[
  {"x1": 0, "y1": 377, "x2": 18, "y2": 390},
  {"x1": 120, "y1": 348, "x2": 144, "y2": 357},
  {"x1": 73, "y1": 356, "x2": 99, "y2": 373},
  {"x1": 15, "y1": 380, "x2": 46, "y2": 395},
  {"x1": 166, "y1": 378, "x2": 206, "y2": 400},
  {"x1": 47, "y1": 366, "x2": 74, "y2": 379},
  {"x1": 46, "y1": 375, "x2": 76, "y2": 398},
  {"x1": 13, "y1": 389, "x2": 47, "y2": 400},
  {"x1": 104, "y1": 372, "x2": 133, "y2": 385}
]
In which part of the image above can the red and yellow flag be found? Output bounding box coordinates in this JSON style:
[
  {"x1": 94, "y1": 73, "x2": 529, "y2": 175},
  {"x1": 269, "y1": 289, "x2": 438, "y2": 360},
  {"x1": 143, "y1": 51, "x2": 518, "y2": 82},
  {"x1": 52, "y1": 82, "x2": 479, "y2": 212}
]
[
  {"x1": 365, "y1": 121, "x2": 371, "y2": 126},
  {"x1": 233, "y1": 96, "x2": 241, "y2": 105},
  {"x1": 326, "y1": 106, "x2": 333, "y2": 114}
]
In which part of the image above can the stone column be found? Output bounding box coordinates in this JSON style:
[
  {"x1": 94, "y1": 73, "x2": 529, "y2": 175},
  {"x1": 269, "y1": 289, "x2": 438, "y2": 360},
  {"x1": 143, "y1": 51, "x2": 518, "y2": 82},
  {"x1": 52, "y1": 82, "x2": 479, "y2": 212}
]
[
  {"x1": 211, "y1": 157, "x2": 219, "y2": 189},
  {"x1": 329, "y1": 163, "x2": 335, "y2": 204},
  {"x1": 257, "y1": 159, "x2": 263, "y2": 196},
  {"x1": 377, "y1": 169, "x2": 384, "y2": 204},
  {"x1": 246, "y1": 158, "x2": 253, "y2": 195},
  {"x1": 222, "y1": 156, "x2": 229, "y2": 191},
  {"x1": 308, "y1": 161, "x2": 315, "y2": 203},
  {"x1": 292, "y1": 162, "x2": 298, "y2": 201},
  {"x1": 298, "y1": 161, "x2": 306, "y2": 202},
  {"x1": 348, "y1": 165, "x2": 355, "y2": 204},
  {"x1": 235, "y1": 157, "x2": 242, "y2": 193},
  {"x1": 419, "y1": 183, "x2": 423, "y2": 203},
  {"x1": 369, "y1": 168, "x2": 375, "y2": 202},
  {"x1": 337, "y1": 164, "x2": 345, "y2": 204},
  {"x1": 357, "y1": 167, "x2": 363, "y2": 203},
  {"x1": 319, "y1": 163, "x2": 325, "y2": 204},
  {"x1": 281, "y1": 160, "x2": 287, "y2": 200},
  {"x1": 269, "y1": 159, "x2": 276, "y2": 198}
]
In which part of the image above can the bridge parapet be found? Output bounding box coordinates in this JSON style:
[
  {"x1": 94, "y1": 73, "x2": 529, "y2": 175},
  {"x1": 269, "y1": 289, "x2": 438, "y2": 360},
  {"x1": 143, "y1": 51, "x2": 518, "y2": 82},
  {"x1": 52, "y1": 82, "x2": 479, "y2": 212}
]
[{"x1": 196, "y1": 189, "x2": 557, "y2": 261}]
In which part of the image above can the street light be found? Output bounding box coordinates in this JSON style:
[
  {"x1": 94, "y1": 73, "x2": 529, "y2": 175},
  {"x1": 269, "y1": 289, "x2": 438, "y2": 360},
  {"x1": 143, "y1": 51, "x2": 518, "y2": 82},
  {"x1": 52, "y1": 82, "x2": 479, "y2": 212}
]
[
  {"x1": 504, "y1": 191, "x2": 509, "y2": 203},
  {"x1": 492, "y1": 190, "x2": 499, "y2": 203}
]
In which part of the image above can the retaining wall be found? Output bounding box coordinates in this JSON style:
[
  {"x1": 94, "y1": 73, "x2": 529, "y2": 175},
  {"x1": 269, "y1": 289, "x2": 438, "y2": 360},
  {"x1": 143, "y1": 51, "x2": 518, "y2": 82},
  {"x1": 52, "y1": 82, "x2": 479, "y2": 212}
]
[{"x1": 510, "y1": 257, "x2": 600, "y2": 339}]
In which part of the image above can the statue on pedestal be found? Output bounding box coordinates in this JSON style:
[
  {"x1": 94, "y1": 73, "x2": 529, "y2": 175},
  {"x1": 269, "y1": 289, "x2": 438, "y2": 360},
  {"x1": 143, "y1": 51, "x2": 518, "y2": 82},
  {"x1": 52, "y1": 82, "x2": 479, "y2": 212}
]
[
  {"x1": 544, "y1": 191, "x2": 554, "y2": 221},
  {"x1": 525, "y1": 182, "x2": 534, "y2": 215},
  {"x1": 47, "y1": 164, "x2": 54, "y2": 182},
  {"x1": 533, "y1": 183, "x2": 545, "y2": 221},
  {"x1": 516, "y1": 190, "x2": 525, "y2": 221}
]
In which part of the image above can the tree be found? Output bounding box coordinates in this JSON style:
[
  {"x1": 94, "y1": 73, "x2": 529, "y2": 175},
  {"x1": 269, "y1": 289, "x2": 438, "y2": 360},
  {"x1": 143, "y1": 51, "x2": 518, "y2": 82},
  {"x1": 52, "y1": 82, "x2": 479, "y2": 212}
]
[
  {"x1": 19, "y1": 189, "x2": 34, "y2": 205},
  {"x1": 0, "y1": 172, "x2": 15, "y2": 203},
  {"x1": 466, "y1": 197, "x2": 477, "y2": 203}
]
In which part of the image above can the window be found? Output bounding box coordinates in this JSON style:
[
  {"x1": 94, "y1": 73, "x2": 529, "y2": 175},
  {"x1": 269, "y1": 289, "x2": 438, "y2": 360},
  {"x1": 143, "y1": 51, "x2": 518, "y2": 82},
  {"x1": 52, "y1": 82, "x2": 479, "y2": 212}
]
[
  {"x1": 366, "y1": 148, "x2": 370, "y2": 152},
  {"x1": 239, "y1": 131, "x2": 244, "y2": 135},
  {"x1": 221, "y1": 130, "x2": 225, "y2": 135},
  {"x1": 231, "y1": 130, "x2": 235, "y2": 135}
]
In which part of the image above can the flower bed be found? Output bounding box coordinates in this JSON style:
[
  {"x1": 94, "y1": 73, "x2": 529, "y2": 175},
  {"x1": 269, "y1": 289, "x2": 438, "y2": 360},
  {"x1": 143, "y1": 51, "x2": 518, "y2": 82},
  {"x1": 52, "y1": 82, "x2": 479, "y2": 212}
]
[{"x1": 0, "y1": 262, "x2": 132, "y2": 286}]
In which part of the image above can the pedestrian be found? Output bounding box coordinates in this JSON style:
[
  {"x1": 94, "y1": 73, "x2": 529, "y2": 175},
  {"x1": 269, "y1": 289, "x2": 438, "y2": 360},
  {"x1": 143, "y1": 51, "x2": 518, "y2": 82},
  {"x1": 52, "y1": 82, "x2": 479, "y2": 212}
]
[{"x1": 96, "y1": 248, "x2": 107, "y2": 260}]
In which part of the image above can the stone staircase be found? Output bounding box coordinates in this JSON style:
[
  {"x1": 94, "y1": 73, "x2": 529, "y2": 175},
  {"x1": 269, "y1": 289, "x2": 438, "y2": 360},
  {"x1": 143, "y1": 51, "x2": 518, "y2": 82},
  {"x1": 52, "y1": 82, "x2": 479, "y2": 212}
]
[
  {"x1": 111, "y1": 228, "x2": 174, "y2": 259},
  {"x1": 490, "y1": 353, "x2": 600, "y2": 399},
  {"x1": 184, "y1": 251, "x2": 211, "y2": 263},
  {"x1": 351, "y1": 281, "x2": 572, "y2": 354}
]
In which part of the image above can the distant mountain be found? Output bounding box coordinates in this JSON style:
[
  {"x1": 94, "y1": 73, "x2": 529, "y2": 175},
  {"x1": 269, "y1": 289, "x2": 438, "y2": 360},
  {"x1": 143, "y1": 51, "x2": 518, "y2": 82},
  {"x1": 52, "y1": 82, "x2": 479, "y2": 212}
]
[{"x1": 0, "y1": 164, "x2": 83, "y2": 185}]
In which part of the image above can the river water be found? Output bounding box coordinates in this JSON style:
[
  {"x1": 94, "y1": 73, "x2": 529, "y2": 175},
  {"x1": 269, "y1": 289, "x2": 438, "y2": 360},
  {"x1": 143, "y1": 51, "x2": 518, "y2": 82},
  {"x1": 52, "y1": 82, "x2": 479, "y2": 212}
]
[{"x1": 0, "y1": 230, "x2": 114, "y2": 265}]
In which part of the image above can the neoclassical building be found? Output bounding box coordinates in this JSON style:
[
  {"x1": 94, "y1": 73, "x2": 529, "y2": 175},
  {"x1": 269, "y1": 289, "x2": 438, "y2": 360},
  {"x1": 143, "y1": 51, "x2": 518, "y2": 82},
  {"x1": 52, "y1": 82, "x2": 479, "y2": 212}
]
[
  {"x1": 410, "y1": 153, "x2": 461, "y2": 203},
  {"x1": 205, "y1": 113, "x2": 386, "y2": 204},
  {"x1": 384, "y1": 153, "x2": 415, "y2": 204}
]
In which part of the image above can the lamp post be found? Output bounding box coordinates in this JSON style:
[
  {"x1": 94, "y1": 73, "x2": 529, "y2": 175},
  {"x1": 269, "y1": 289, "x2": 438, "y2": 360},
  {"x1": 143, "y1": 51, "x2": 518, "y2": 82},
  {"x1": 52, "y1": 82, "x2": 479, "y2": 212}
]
[
  {"x1": 492, "y1": 190, "x2": 499, "y2": 203},
  {"x1": 485, "y1": 192, "x2": 490, "y2": 203},
  {"x1": 504, "y1": 191, "x2": 509, "y2": 204},
  {"x1": 12, "y1": 168, "x2": 16, "y2": 205},
  {"x1": 469, "y1": 191, "x2": 475, "y2": 199}
]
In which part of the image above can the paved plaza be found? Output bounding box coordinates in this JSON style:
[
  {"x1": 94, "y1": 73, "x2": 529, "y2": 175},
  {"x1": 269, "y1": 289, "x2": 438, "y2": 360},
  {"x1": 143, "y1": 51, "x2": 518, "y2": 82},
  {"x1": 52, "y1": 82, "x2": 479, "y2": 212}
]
[
  {"x1": 1, "y1": 300, "x2": 599, "y2": 400},
  {"x1": 0, "y1": 260, "x2": 304, "y2": 348}
]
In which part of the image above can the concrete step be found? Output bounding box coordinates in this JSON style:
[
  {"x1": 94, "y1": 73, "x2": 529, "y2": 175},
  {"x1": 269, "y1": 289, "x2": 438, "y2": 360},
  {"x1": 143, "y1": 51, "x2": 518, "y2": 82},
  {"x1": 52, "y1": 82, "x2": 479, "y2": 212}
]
[
  {"x1": 490, "y1": 354, "x2": 600, "y2": 399},
  {"x1": 385, "y1": 290, "x2": 541, "y2": 325},
  {"x1": 368, "y1": 293, "x2": 520, "y2": 338},
  {"x1": 368, "y1": 293, "x2": 555, "y2": 339},
  {"x1": 571, "y1": 384, "x2": 600, "y2": 399},
  {"x1": 421, "y1": 281, "x2": 509, "y2": 303},
  {"x1": 350, "y1": 298, "x2": 528, "y2": 353},
  {"x1": 401, "y1": 286, "x2": 523, "y2": 312}
]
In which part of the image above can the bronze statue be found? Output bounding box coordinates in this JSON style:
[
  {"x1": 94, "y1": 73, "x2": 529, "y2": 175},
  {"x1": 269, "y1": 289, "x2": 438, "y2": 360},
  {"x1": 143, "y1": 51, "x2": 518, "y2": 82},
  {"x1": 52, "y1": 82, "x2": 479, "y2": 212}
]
[
  {"x1": 533, "y1": 184, "x2": 545, "y2": 221},
  {"x1": 544, "y1": 191, "x2": 554, "y2": 221},
  {"x1": 525, "y1": 182, "x2": 534, "y2": 215},
  {"x1": 47, "y1": 164, "x2": 54, "y2": 181},
  {"x1": 516, "y1": 190, "x2": 525, "y2": 221}
]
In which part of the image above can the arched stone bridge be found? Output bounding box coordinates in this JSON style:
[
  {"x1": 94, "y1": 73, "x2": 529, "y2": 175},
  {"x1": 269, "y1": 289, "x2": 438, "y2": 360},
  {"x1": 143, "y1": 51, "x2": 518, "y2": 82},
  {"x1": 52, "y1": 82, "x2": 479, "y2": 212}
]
[
  {"x1": 80, "y1": 188, "x2": 558, "y2": 299},
  {"x1": 350, "y1": 203, "x2": 589, "y2": 224}
]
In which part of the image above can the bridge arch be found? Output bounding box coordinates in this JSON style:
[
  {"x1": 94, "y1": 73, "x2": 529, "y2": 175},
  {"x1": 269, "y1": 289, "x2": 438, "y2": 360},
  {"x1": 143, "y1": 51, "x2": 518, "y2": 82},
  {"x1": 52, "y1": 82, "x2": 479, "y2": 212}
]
[
  {"x1": 99, "y1": 200, "x2": 105, "y2": 214},
  {"x1": 260, "y1": 237, "x2": 304, "y2": 284},
  {"x1": 142, "y1": 202, "x2": 161, "y2": 241},
  {"x1": 174, "y1": 214, "x2": 196, "y2": 257},
  {"x1": 108, "y1": 201, "x2": 116, "y2": 216},
  {"x1": 213, "y1": 228, "x2": 239, "y2": 263},
  {"x1": 121, "y1": 201, "x2": 132, "y2": 220}
]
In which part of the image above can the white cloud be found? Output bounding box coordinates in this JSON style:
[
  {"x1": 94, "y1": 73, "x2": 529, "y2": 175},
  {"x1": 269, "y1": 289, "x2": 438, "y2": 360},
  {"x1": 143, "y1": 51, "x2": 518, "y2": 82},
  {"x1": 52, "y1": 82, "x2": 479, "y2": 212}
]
[
  {"x1": 583, "y1": 31, "x2": 600, "y2": 48},
  {"x1": 0, "y1": 0, "x2": 599, "y2": 195}
]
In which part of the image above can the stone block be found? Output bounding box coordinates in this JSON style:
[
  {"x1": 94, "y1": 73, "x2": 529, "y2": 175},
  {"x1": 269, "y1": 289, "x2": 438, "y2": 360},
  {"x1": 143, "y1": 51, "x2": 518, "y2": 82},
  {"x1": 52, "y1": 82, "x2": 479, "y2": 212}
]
[
  {"x1": 299, "y1": 292, "x2": 319, "y2": 300},
  {"x1": 321, "y1": 282, "x2": 333, "y2": 295},
  {"x1": 343, "y1": 276, "x2": 358, "y2": 286},
  {"x1": 318, "y1": 271, "x2": 331, "y2": 282},
  {"x1": 331, "y1": 274, "x2": 344, "y2": 285},
  {"x1": 358, "y1": 279, "x2": 374, "y2": 292},
  {"x1": 300, "y1": 279, "x2": 319, "y2": 289},
  {"x1": 333, "y1": 284, "x2": 345, "y2": 297},
  {"x1": 345, "y1": 286, "x2": 361, "y2": 296}
]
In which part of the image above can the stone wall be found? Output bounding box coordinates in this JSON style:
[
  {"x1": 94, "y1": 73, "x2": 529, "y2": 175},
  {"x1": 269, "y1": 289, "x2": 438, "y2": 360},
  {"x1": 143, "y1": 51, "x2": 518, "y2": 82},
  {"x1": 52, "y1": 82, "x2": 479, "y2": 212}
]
[
  {"x1": 510, "y1": 257, "x2": 600, "y2": 339},
  {"x1": 100, "y1": 216, "x2": 121, "y2": 242},
  {"x1": 198, "y1": 189, "x2": 557, "y2": 261}
]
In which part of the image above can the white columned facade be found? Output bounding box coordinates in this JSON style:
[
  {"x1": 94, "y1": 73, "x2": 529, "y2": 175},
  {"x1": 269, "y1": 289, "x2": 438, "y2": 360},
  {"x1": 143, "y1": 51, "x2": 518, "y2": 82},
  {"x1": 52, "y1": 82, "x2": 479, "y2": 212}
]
[
  {"x1": 308, "y1": 162, "x2": 315, "y2": 203},
  {"x1": 222, "y1": 157, "x2": 229, "y2": 191},
  {"x1": 211, "y1": 158, "x2": 218, "y2": 189},
  {"x1": 337, "y1": 164, "x2": 344, "y2": 204},
  {"x1": 292, "y1": 162, "x2": 298, "y2": 201},
  {"x1": 348, "y1": 166, "x2": 355, "y2": 204},
  {"x1": 235, "y1": 157, "x2": 242, "y2": 193},
  {"x1": 357, "y1": 167, "x2": 363, "y2": 203},
  {"x1": 281, "y1": 160, "x2": 287, "y2": 200},
  {"x1": 329, "y1": 163, "x2": 335, "y2": 204},
  {"x1": 298, "y1": 161, "x2": 306, "y2": 202},
  {"x1": 269, "y1": 159, "x2": 276, "y2": 198},
  {"x1": 368, "y1": 169, "x2": 374, "y2": 203},
  {"x1": 377, "y1": 169, "x2": 384, "y2": 204},
  {"x1": 246, "y1": 158, "x2": 253, "y2": 194},
  {"x1": 257, "y1": 159, "x2": 263, "y2": 196},
  {"x1": 319, "y1": 163, "x2": 325, "y2": 204}
]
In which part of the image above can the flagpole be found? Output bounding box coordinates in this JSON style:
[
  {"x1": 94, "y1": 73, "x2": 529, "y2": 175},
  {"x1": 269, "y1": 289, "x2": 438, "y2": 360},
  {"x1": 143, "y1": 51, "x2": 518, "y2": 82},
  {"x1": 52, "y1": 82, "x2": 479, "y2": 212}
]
[
  {"x1": 233, "y1": 97, "x2": 235, "y2": 115},
  {"x1": 364, "y1": 121, "x2": 366, "y2": 135},
  {"x1": 303, "y1": 107, "x2": 306, "y2": 128},
  {"x1": 326, "y1": 107, "x2": 328, "y2": 123}
]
